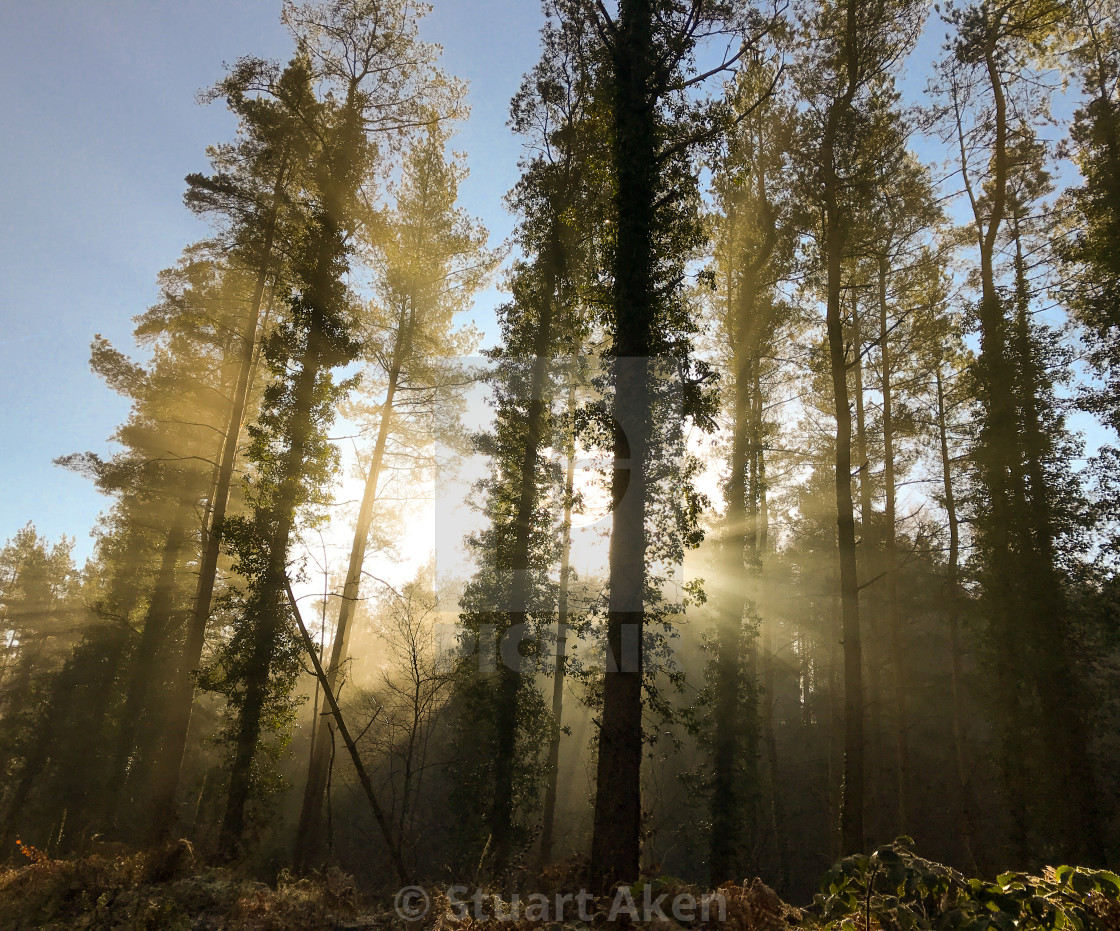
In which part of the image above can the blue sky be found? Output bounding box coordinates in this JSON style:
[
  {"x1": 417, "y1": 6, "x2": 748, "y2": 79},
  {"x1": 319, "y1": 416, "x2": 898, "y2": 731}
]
[
  {"x1": 0, "y1": 0, "x2": 544, "y2": 564},
  {"x1": 0, "y1": 1, "x2": 1104, "y2": 568}
]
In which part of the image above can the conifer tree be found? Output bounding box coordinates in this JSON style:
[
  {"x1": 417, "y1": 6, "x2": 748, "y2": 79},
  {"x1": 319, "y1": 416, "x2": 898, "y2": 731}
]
[
  {"x1": 702, "y1": 56, "x2": 796, "y2": 884},
  {"x1": 793, "y1": 0, "x2": 924, "y2": 852},
  {"x1": 932, "y1": 0, "x2": 1103, "y2": 861},
  {"x1": 294, "y1": 120, "x2": 493, "y2": 870}
]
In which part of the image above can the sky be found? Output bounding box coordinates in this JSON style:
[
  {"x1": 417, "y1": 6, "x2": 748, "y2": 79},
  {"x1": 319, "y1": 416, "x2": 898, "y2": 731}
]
[
  {"x1": 0, "y1": 1, "x2": 1104, "y2": 573},
  {"x1": 0, "y1": 0, "x2": 545, "y2": 566}
]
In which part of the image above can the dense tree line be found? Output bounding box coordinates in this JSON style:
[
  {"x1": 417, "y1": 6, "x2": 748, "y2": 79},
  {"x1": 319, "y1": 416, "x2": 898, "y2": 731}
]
[{"x1": 2, "y1": 0, "x2": 1119, "y2": 903}]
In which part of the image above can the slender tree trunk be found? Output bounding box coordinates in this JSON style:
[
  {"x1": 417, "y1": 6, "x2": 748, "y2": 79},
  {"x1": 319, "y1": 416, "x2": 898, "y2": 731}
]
[
  {"x1": 824, "y1": 209, "x2": 863, "y2": 856},
  {"x1": 877, "y1": 259, "x2": 909, "y2": 835},
  {"x1": 819, "y1": 0, "x2": 864, "y2": 851},
  {"x1": 935, "y1": 363, "x2": 979, "y2": 872},
  {"x1": 850, "y1": 291, "x2": 883, "y2": 838},
  {"x1": 710, "y1": 294, "x2": 755, "y2": 885},
  {"x1": 540, "y1": 391, "x2": 577, "y2": 869},
  {"x1": 827, "y1": 570, "x2": 844, "y2": 861},
  {"x1": 755, "y1": 432, "x2": 789, "y2": 888}
]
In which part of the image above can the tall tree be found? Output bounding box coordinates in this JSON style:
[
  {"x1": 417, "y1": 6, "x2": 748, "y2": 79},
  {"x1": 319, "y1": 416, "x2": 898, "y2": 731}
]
[
  {"x1": 703, "y1": 56, "x2": 795, "y2": 884},
  {"x1": 150, "y1": 87, "x2": 303, "y2": 836},
  {"x1": 794, "y1": 0, "x2": 924, "y2": 853},
  {"x1": 294, "y1": 121, "x2": 492, "y2": 870},
  {"x1": 1061, "y1": 0, "x2": 1120, "y2": 434},
  {"x1": 564, "y1": 0, "x2": 762, "y2": 888},
  {"x1": 932, "y1": 0, "x2": 1103, "y2": 861}
]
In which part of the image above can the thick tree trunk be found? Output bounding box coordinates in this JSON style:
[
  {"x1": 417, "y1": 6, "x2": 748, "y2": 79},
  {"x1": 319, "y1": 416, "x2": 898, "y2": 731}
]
[{"x1": 590, "y1": 0, "x2": 656, "y2": 890}]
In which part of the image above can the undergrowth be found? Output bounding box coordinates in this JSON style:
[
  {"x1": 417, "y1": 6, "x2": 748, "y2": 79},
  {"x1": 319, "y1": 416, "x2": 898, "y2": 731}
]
[{"x1": 0, "y1": 837, "x2": 1116, "y2": 930}]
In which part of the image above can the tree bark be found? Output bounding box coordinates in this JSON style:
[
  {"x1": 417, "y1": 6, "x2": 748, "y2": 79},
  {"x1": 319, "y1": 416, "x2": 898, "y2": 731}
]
[
  {"x1": 877, "y1": 259, "x2": 909, "y2": 835},
  {"x1": 935, "y1": 362, "x2": 979, "y2": 872},
  {"x1": 590, "y1": 0, "x2": 656, "y2": 890},
  {"x1": 539, "y1": 390, "x2": 578, "y2": 870}
]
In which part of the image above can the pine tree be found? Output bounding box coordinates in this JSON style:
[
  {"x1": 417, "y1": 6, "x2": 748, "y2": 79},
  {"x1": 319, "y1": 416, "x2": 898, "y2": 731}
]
[
  {"x1": 294, "y1": 120, "x2": 493, "y2": 870},
  {"x1": 793, "y1": 0, "x2": 925, "y2": 852}
]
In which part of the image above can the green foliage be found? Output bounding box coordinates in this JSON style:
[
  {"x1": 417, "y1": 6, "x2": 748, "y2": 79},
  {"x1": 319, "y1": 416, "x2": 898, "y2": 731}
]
[{"x1": 814, "y1": 839, "x2": 1120, "y2": 931}]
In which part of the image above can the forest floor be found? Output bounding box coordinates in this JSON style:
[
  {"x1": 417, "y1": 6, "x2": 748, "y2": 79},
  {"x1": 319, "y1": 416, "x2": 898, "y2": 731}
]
[
  {"x1": 0, "y1": 838, "x2": 1118, "y2": 931},
  {"x1": 0, "y1": 840, "x2": 800, "y2": 931}
]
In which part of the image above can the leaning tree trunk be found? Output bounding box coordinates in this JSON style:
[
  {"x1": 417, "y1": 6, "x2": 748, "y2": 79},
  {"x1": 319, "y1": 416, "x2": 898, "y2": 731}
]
[{"x1": 294, "y1": 306, "x2": 408, "y2": 871}]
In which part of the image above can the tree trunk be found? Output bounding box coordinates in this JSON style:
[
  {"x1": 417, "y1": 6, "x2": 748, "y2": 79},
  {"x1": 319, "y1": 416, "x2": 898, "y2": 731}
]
[
  {"x1": 850, "y1": 290, "x2": 883, "y2": 839},
  {"x1": 709, "y1": 279, "x2": 756, "y2": 886},
  {"x1": 219, "y1": 125, "x2": 352, "y2": 849},
  {"x1": 1009, "y1": 219, "x2": 1103, "y2": 861},
  {"x1": 294, "y1": 309, "x2": 407, "y2": 870},
  {"x1": 489, "y1": 273, "x2": 556, "y2": 875},
  {"x1": 824, "y1": 201, "x2": 863, "y2": 857},
  {"x1": 590, "y1": 0, "x2": 656, "y2": 890},
  {"x1": 218, "y1": 323, "x2": 323, "y2": 857},
  {"x1": 539, "y1": 392, "x2": 577, "y2": 870},
  {"x1": 104, "y1": 517, "x2": 190, "y2": 831},
  {"x1": 877, "y1": 259, "x2": 909, "y2": 835},
  {"x1": 935, "y1": 362, "x2": 979, "y2": 872}
]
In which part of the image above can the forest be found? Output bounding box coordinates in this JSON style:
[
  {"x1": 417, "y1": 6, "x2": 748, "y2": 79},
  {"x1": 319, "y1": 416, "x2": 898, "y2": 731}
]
[{"x1": 2, "y1": 0, "x2": 1120, "y2": 927}]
